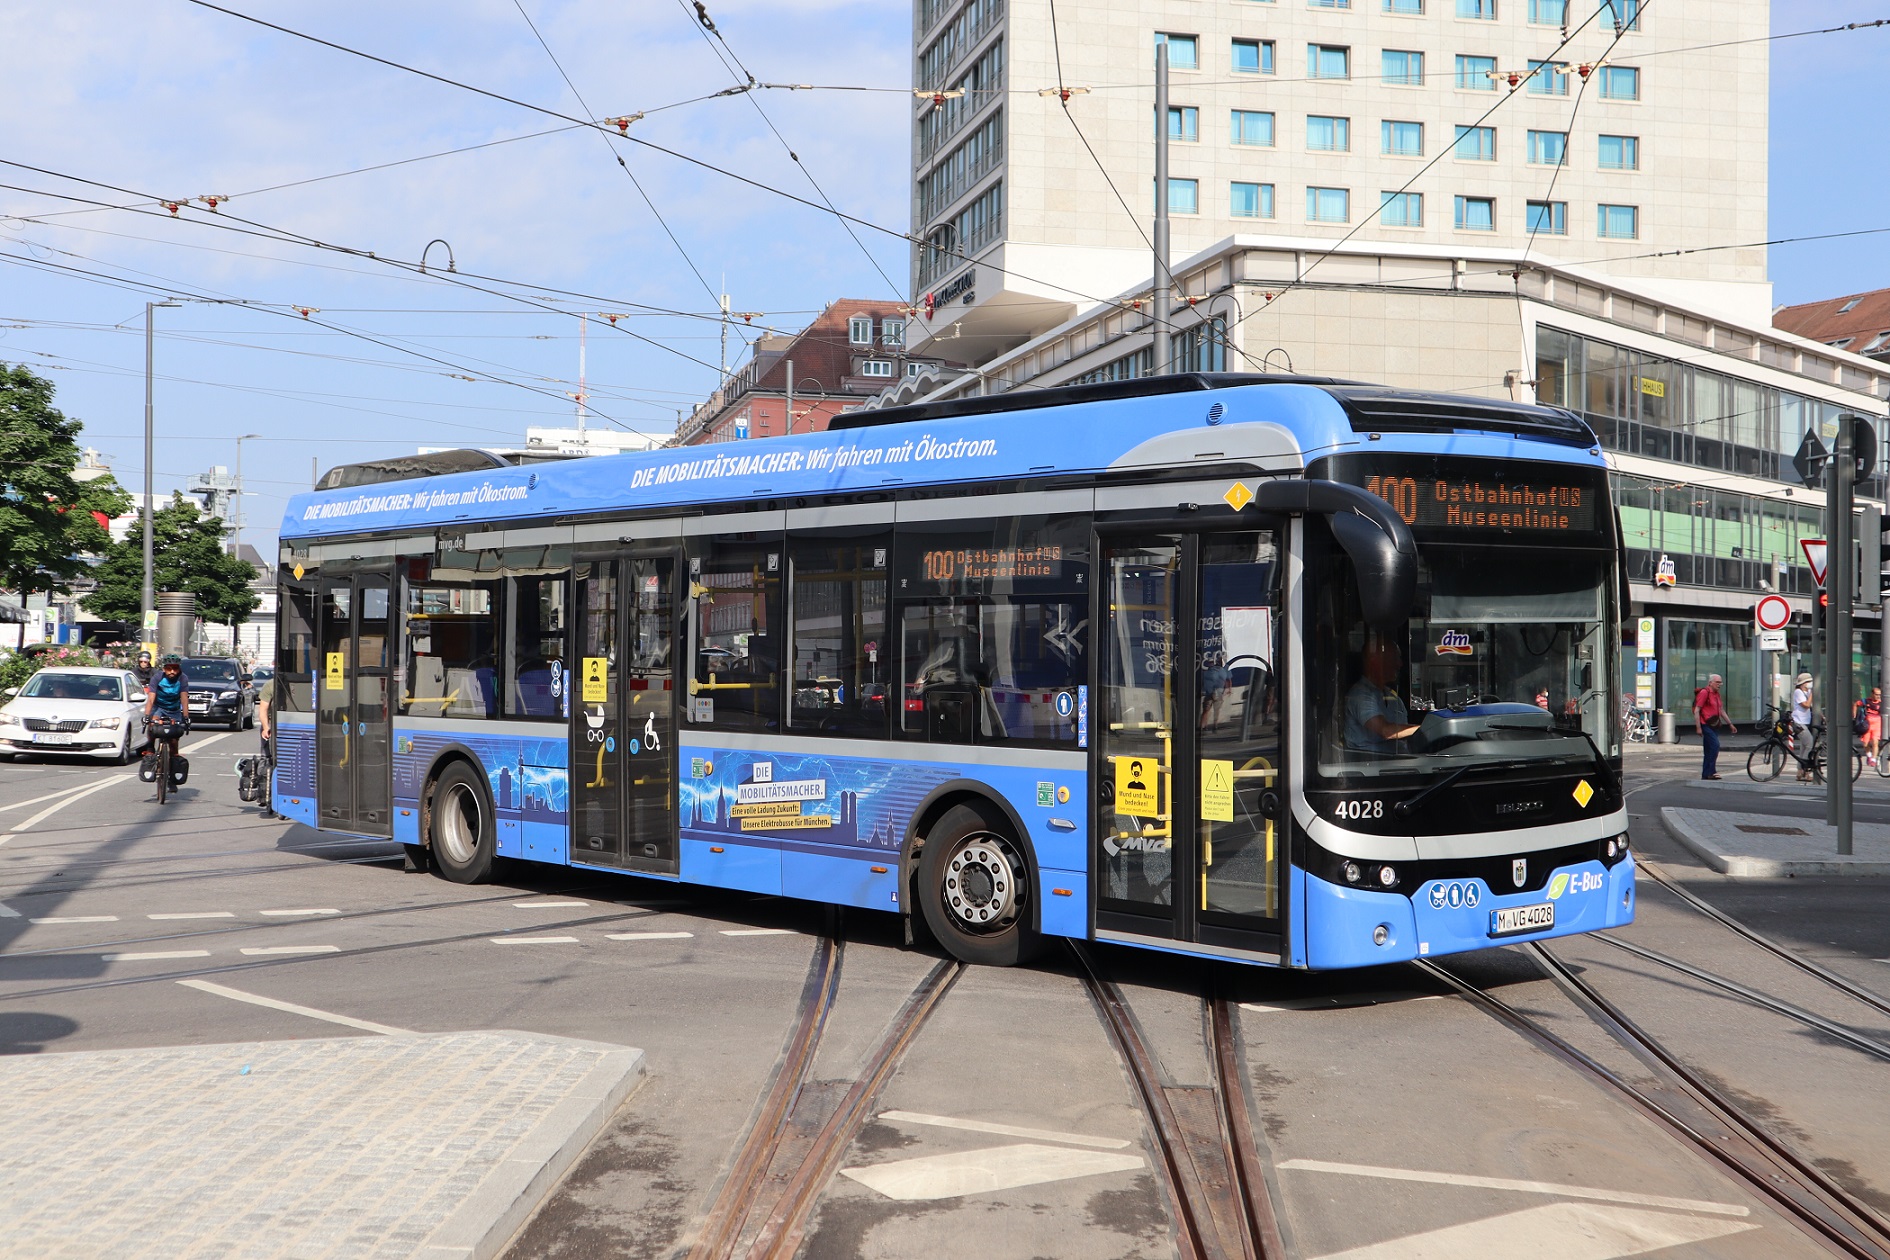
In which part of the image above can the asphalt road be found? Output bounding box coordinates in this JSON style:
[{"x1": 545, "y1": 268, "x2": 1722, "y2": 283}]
[{"x1": 1, "y1": 735, "x2": 1886, "y2": 1259}]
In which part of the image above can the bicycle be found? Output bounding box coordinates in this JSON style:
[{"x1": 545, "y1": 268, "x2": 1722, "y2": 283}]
[
  {"x1": 1623, "y1": 706, "x2": 1656, "y2": 744},
  {"x1": 1747, "y1": 713, "x2": 1861, "y2": 784},
  {"x1": 144, "y1": 714, "x2": 190, "y2": 803}
]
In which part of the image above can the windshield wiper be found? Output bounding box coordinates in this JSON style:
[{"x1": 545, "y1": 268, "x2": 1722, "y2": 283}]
[
  {"x1": 1392, "y1": 757, "x2": 1541, "y2": 817},
  {"x1": 1485, "y1": 723, "x2": 1619, "y2": 794}
]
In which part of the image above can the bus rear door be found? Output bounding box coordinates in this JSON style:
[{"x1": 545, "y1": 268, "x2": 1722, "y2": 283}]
[{"x1": 315, "y1": 571, "x2": 393, "y2": 836}]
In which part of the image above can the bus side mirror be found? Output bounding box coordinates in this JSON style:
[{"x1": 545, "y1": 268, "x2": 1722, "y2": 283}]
[{"x1": 1329, "y1": 511, "x2": 1417, "y2": 631}]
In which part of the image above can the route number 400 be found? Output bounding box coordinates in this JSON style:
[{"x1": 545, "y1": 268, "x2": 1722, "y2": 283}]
[{"x1": 1332, "y1": 799, "x2": 1384, "y2": 821}]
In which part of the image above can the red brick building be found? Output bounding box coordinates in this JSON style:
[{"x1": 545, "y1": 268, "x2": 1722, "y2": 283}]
[
  {"x1": 677, "y1": 300, "x2": 958, "y2": 446},
  {"x1": 1774, "y1": 288, "x2": 1890, "y2": 364}
]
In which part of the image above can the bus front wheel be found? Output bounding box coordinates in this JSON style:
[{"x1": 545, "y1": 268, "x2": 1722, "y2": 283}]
[
  {"x1": 429, "y1": 761, "x2": 494, "y2": 884},
  {"x1": 918, "y1": 804, "x2": 1042, "y2": 967}
]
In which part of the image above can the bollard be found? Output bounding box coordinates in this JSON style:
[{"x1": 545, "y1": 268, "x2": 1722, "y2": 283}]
[{"x1": 1657, "y1": 710, "x2": 1677, "y2": 744}]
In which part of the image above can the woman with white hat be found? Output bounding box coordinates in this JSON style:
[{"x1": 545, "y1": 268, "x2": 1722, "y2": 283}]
[{"x1": 1791, "y1": 672, "x2": 1816, "y2": 781}]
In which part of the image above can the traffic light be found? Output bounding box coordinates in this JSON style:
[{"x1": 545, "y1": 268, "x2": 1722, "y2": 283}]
[{"x1": 1817, "y1": 589, "x2": 1830, "y2": 633}]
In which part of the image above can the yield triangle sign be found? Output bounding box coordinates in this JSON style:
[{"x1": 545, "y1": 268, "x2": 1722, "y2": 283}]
[{"x1": 1802, "y1": 538, "x2": 1829, "y2": 587}]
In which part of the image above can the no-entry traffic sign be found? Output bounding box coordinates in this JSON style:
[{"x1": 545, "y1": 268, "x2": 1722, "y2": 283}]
[{"x1": 1754, "y1": 593, "x2": 1792, "y2": 632}]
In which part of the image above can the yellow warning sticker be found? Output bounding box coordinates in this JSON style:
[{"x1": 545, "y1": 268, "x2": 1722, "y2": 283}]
[
  {"x1": 1223, "y1": 481, "x2": 1254, "y2": 511},
  {"x1": 1572, "y1": 779, "x2": 1595, "y2": 808},
  {"x1": 324, "y1": 652, "x2": 344, "y2": 692},
  {"x1": 741, "y1": 812, "x2": 833, "y2": 831},
  {"x1": 292, "y1": 562, "x2": 305, "y2": 581},
  {"x1": 1114, "y1": 755, "x2": 1160, "y2": 818},
  {"x1": 1201, "y1": 759, "x2": 1235, "y2": 823},
  {"x1": 582, "y1": 656, "x2": 609, "y2": 704}
]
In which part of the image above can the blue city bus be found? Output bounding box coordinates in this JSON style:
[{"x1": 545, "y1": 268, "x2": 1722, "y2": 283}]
[{"x1": 272, "y1": 374, "x2": 1633, "y2": 968}]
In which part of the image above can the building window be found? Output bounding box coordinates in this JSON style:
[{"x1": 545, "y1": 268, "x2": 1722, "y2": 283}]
[
  {"x1": 1456, "y1": 54, "x2": 1497, "y2": 89},
  {"x1": 1382, "y1": 120, "x2": 1424, "y2": 155},
  {"x1": 1232, "y1": 39, "x2": 1275, "y2": 74},
  {"x1": 1527, "y1": 129, "x2": 1567, "y2": 165},
  {"x1": 1381, "y1": 191, "x2": 1423, "y2": 226},
  {"x1": 1598, "y1": 203, "x2": 1639, "y2": 238},
  {"x1": 1528, "y1": 0, "x2": 1567, "y2": 21},
  {"x1": 1602, "y1": 0, "x2": 1641, "y2": 31},
  {"x1": 1168, "y1": 178, "x2": 1199, "y2": 214},
  {"x1": 906, "y1": 361, "x2": 927, "y2": 377},
  {"x1": 1454, "y1": 195, "x2": 1495, "y2": 231},
  {"x1": 1307, "y1": 115, "x2": 1351, "y2": 152},
  {"x1": 1527, "y1": 58, "x2": 1569, "y2": 94},
  {"x1": 1231, "y1": 181, "x2": 1276, "y2": 218},
  {"x1": 1307, "y1": 186, "x2": 1350, "y2": 223},
  {"x1": 859, "y1": 360, "x2": 895, "y2": 378},
  {"x1": 1526, "y1": 200, "x2": 1567, "y2": 235},
  {"x1": 1307, "y1": 44, "x2": 1350, "y2": 79},
  {"x1": 1454, "y1": 124, "x2": 1496, "y2": 160},
  {"x1": 1158, "y1": 33, "x2": 1199, "y2": 70},
  {"x1": 848, "y1": 315, "x2": 872, "y2": 345},
  {"x1": 1231, "y1": 109, "x2": 1275, "y2": 146},
  {"x1": 1385, "y1": 0, "x2": 1423, "y2": 12},
  {"x1": 1839, "y1": 297, "x2": 1864, "y2": 313},
  {"x1": 1597, "y1": 134, "x2": 1639, "y2": 170},
  {"x1": 881, "y1": 318, "x2": 905, "y2": 348},
  {"x1": 1382, "y1": 49, "x2": 1424, "y2": 85},
  {"x1": 1164, "y1": 106, "x2": 1200, "y2": 142},
  {"x1": 1598, "y1": 65, "x2": 1640, "y2": 100},
  {"x1": 1457, "y1": 0, "x2": 1496, "y2": 17},
  {"x1": 1310, "y1": 0, "x2": 1350, "y2": 7}
]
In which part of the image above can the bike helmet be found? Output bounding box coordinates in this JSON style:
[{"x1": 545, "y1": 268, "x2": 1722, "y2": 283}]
[{"x1": 159, "y1": 653, "x2": 183, "y2": 669}]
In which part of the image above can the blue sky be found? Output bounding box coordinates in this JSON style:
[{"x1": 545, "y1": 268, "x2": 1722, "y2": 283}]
[{"x1": 0, "y1": 1, "x2": 1882, "y2": 554}]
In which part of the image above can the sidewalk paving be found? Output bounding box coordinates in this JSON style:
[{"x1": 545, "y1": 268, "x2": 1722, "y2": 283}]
[
  {"x1": 1661, "y1": 807, "x2": 1890, "y2": 878},
  {"x1": 0, "y1": 1029, "x2": 644, "y2": 1260}
]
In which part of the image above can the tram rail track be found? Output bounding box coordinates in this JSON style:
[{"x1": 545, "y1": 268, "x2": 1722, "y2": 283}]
[
  {"x1": 1418, "y1": 950, "x2": 1890, "y2": 1259},
  {"x1": 1072, "y1": 943, "x2": 1283, "y2": 1259}
]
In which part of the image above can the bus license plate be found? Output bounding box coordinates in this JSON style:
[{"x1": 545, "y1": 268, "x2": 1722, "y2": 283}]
[
  {"x1": 34, "y1": 732, "x2": 74, "y2": 745},
  {"x1": 1490, "y1": 903, "x2": 1554, "y2": 937}
]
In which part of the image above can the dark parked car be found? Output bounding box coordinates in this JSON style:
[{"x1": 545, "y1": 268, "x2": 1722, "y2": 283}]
[{"x1": 181, "y1": 657, "x2": 256, "y2": 729}]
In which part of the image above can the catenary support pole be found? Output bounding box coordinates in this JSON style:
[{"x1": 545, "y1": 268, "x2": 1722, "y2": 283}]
[
  {"x1": 1152, "y1": 44, "x2": 1171, "y2": 379},
  {"x1": 1832, "y1": 418, "x2": 1854, "y2": 853}
]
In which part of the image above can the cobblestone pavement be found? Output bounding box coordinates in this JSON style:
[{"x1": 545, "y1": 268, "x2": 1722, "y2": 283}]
[
  {"x1": 0, "y1": 1030, "x2": 644, "y2": 1260},
  {"x1": 1661, "y1": 806, "x2": 1890, "y2": 876}
]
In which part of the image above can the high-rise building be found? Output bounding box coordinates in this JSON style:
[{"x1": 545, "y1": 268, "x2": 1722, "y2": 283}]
[{"x1": 898, "y1": 0, "x2": 1890, "y2": 726}]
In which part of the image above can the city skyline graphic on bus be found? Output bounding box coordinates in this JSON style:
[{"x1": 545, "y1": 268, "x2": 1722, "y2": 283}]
[{"x1": 679, "y1": 750, "x2": 960, "y2": 852}]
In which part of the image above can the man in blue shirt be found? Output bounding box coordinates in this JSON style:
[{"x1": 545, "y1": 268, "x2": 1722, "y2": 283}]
[
  {"x1": 141, "y1": 654, "x2": 190, "y2": 784},
  {"x1": 1344, "y1": 636, "x2": 1422, "y2": 753}
]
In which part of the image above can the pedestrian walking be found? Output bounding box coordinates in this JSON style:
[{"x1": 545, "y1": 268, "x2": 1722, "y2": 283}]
[
  {"x1": 1791, "y1": 672, "x2": 1816, "y2": 781},
  {"x1": 254, "y1": 672, "x2": 278, "y2": 820},
  {"x1": 1692, "y1": 673, "x2": 1735, "y2": 780},
  {"x1": 1858, "y1": 687, "x2": 1882, "y2": 769}
]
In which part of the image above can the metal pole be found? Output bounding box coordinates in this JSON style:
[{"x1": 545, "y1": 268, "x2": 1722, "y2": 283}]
[
  {"x1": 234, "y1": 438, "x2": 242, "y2": 557},
  {"x1": 142, "y1": 302, "x2": 156, "y2": 653},
  {"x1": 576, "y1": 314, "x2": 588, "y2": 436},
  {"x1": 1832, "y1": 418, "x2": 1855, "y2": 853},
  {"x1": 1152, "y1": 44, "x2": 1171, "y2": 378},
  {"x1": 785, "y1": 359, "x2": 795, "y2": 436}
]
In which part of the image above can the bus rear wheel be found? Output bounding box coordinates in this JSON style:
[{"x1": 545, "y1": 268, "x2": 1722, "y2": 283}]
[
  {"x1": 429, "y1": 761, "x2": 494, "y2": 884},
  {"x1": 918, "y1": 804, "x2": 1042, "y2": 967}
]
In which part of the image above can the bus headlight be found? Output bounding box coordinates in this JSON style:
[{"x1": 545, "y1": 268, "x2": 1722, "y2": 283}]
[
  {"x1": 1377, "y1": 865, "x2": 1399, "y2": 888},
  {"x1": 1372, "y1": 924, "x2": 1391, "y2": 946},
  {"x1": 1343, "y1": 861, "x2": 1361, "y2": 884}
]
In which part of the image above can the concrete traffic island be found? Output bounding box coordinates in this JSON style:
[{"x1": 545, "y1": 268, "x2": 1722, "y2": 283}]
[
  {"x1": 1661, "y1": 806, "x2": 1890, "y2": 877},
  {"x1": 0, "y1": 1030, "x2": 645, "y2": 1259}
]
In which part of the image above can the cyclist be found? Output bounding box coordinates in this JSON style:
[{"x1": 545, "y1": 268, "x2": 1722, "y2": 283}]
[{"x1": 140, "y1": 653, "x2": 191, "y2": 786}]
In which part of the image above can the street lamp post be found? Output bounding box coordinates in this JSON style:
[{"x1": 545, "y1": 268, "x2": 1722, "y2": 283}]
[
  {"x1": 233, "y1": 434, "x2": 262, "y2": 558},
  {"x1": 143, "y1": 300, "x2": 180, "y2": 654}
]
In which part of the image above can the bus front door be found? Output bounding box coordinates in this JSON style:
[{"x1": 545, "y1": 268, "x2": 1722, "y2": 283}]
[
  {"x1": 571, "y1": 553, "x2": 678, "y2": 873},
  {"x1": 1095, "y1": 528, "x2": 1284, "y2": 958},
  {"x1": 315, "y1": 571, "x2": 393, "y2": 836}
]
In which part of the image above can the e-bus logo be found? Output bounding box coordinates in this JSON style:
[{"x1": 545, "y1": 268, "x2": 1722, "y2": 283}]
[
  {"x1": 1547, "y1": 871, "x2": 1605, "y2": 900},
  {"x1": 1434, "y1": 630, "x2": 1474, "y2": 657}
]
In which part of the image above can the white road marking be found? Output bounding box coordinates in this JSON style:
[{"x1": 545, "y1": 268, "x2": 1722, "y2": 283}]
[
  {"x1": 0, "y1": 777, "x2": 130, "y2": 816},
  {"x1": 177, "y1": 978, "x2": 408, "y2": 1035},
  {"x1": 149, "y1": 912, "x2": 235, "y2": 920},
  {"x1": 259, "y1": 908, "x2": 339, "y2": 916},
  {"x1": 606, "y1": 931, "x2": 695, "y2": 940},
  {"x1": 0, "y1": 901, "x2": 18, "y2": 917},
  {"x1": 841, "y1": 1143, "x2": 1144, "y2": 1202},
  {"x1": 102, "y1": 950, "x2": 212, "y2": 961},
  {"x1": 0, "y1": 774, "x2": 134, "y2": 844},
  {"x1": 30, "y1": 916, "x2": 119, "y2": 924},
  {"x1": 1241, "y1": 993, "x2": 1443, "y2": 1014},
  {"x1": 1306, "y1": 1202, "x2": 1757, "y2": 1260},
  {"x1": 513, "y1": 900, "x2": 590, "y2": 908},
  {"x1": 239, "y1": 946, "x2": 341, "y2": 956},
  {"x1": 1277, "y1": 1159, "x2": 1748, "y2": 1216},
  {"x1": 721, "y1": 928, "x2": 794, "y2": 936},
  {"x1": 878, "y1": 1111, "x2": 1132, "y2": 1151},
  {"x1": 491, "y1": 935, "x2": 579, "y2": 944}
]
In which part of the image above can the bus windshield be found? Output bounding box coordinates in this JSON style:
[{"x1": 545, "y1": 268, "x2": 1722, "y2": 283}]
[{"x1": 1311, "y1": 543, "x2": 1617, "y2": 781}]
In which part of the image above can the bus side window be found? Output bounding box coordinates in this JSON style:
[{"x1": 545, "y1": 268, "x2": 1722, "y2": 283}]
[
  {"x1": 686, "y1": 535, "x2": 781, "y2": 732},
  {"x1": 403, "y1": 580, "x2": 500, "y2": 719},
  {"x1": 786, "y1": 530, "x2": 891, "y2": 739},
  {"x1": 506, "y1": 572, "x2": 569, "y2": 719},
  {"x1": 276, "y1": 571, "x2": 318, "y2": 712}
]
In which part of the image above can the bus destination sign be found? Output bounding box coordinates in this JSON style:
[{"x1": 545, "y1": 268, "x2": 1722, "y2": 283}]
[
  {"x1": 1363, "y1": 472, "x2": 1596, "y2": 534},
  {"x1": 921, "y1": 545, "x2": 1063, "y2": 583}
]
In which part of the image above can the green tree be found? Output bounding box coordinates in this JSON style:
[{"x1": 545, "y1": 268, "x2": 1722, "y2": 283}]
[
  {"x1": 0, "y1": 362, "x2": 131, "y2": 595},
  {"x1": 85, "y1": 493, "x2": 261, "y2": 629}
]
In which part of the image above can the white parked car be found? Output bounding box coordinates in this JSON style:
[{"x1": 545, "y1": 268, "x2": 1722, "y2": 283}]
[{"x1": 0, "y1": 667, "x2": 151, "y2": 763}]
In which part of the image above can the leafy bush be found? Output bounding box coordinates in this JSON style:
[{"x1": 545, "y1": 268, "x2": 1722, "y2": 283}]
[{"x1": 0, "y1": 644, "x2": 105, "y2": 693}]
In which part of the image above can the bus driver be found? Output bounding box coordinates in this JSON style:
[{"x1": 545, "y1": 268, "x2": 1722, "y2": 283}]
[{"x1": 1345, "y1": 635, "x2": 1422, "y2": 753}]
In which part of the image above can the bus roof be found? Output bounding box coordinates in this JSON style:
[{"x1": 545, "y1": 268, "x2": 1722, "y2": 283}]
[{"x1": 280, "y1": 375, "x2": 1599, "y2": 542}]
